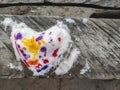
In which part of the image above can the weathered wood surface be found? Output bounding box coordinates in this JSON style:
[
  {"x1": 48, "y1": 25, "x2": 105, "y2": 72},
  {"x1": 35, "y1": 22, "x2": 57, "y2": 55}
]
[
  {"x1": 0, "y1": 0, "x2": 43, "y2": 4},
  {"x1": 46, "y1": 0, "x2": 120, "y2": 8},
  {"x1": 0, "y1": 0, "x2": 120, "y2": 8},
  {"x1": 0, "y1": 15, "x2": 120, "y2": 79}
]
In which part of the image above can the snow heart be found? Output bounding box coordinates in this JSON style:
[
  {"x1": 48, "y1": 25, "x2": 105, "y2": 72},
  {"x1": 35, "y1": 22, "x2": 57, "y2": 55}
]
[{"x1": 1, "y1": 18, "x2": 72, "y2": 76}]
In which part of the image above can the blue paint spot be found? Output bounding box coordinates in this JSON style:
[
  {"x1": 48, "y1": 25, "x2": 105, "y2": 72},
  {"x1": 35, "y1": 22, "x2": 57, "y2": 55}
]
[
  {"x1": 42, "y1": 65, "x2": 48, "y2": 70},
  {"x1": 37, "y1": 65, "x2": 49, "y2": 72},
  {"x1": 37, "y1": 69, "x2": 42, "y2": 72},
  {"x1": 58, "y1": 54, "x2": 63, "y2": 60}
]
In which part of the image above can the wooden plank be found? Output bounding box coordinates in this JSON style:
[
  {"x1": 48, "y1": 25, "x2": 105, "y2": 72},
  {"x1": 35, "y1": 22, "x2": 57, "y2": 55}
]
[
  {"x1": 0, "y1": 0, "x2": 44, "y2": 4},
  {"x1": 0, "y1": 15, "x2": 120, "y2": 79},
  {"x1": 61, "y1": 79, "x2": 120, "y2": 90},
  {"x1": 46, "y1": 0, "x2": 120, "y2": 8},
  {"x1": 0, "y1": 0, "x2": 120, "y2": 8},
  {"x1": 0, "y1": 79, "x2": 60, "y2": 90}
]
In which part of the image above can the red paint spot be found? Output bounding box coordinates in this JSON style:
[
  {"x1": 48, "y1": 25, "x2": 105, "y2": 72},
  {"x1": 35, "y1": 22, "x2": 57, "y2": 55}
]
[
  {"x1": 52, "y1": 48, "x2": 59, "y2": 57},
  {"x1": 58, "y1": 37, "x2": 61, "y2": 42},
  {"x1": 23, "y1": 59, "x2": 30, "y2": 67},
  {"x1": 43, "y1": 59, "x2": 49, "y2": 64},
  {"x1": 35, "y1": 63, "x2": 42, "y2": 69}
]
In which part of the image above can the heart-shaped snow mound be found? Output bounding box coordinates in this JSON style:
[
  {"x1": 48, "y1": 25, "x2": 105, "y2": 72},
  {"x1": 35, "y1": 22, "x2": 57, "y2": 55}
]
[{"x1": 2, "y1": 18, "x2": 73, "y2": 75}]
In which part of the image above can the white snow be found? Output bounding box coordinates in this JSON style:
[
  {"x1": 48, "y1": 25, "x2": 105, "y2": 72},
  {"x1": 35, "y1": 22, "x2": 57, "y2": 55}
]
[
  {"x1": 1, "y1": 18, "x2": 80, "y2": 76},
  {"x1": 55, "y1": 48, "x2": 80, "y2": 75},
  {"x1": 80, "y1": 59, "x2": 90, "y2": 75},
  {"x1": 82, "y1": 18, "x2": 89, "y2": 24},
  {"x1": 65, "y1": 18, "x2": 76, "y2": 24},
  {"x1": 8, "y1": 63, "x2": 23, "y2": 71}
]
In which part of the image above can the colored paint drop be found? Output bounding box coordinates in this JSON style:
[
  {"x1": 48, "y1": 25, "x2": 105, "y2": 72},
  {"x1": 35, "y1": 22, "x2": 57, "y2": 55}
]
[
  {"x1": 58, "y1": 37, "x2": 61, "y2": 42},
  {"x1": 27, "y1": 59, "x2": 39, "y2": 65},
  {"x1": 17, "y1": 44, "x2": 20, "y2": 48},
  {"x1": 43, "y1": 59, "x2": 49, "y2": 64},
  {"x1": 49, "y1": 32, "x2": 52, "y2": 35},
  {"x1": 16, "y1": 33, "x2": 22, "y2": 40},
  {"x1": 22, "y1": 47, "x2": 26, "y2": 50},
  {"x1": 52, "y1": 48, "x2": 59, "y2": 57},
  {"x1": 35, "y1": 63, "x2": 42, "y2": 69},
  {"x1": 40, "y1": 47, "x2": 47, "y2": 56},
  {"x1": 37, "y1": 65, "x2": 48, "y2": 72},
  {"x1": 49, "y1": 38, "x2": 53, "y2": 43},
  {"x1": 39, "y1": 56, "x2": 42, "y2": 58},
  {"x1": 42, "y1": 65, "x2": 48, "y2": 70},
  {"x1": 23, "y1": 59, "x2": 30, "y2": 67},
  {"x1": 36, "y1": 35, "x2": 43, "y2": 41}
]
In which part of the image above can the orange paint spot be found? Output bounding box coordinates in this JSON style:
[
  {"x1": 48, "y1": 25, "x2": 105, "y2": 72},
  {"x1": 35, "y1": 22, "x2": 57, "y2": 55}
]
[
  {"x1": 38, "y1": 41, "x2": 41, "y2": 45},
  {"x1": 22, "y1": 47, "x2": 26, "y2": 50},
  {"x1": 27, "y1": 59, "x2": 39, "y2": 65}
]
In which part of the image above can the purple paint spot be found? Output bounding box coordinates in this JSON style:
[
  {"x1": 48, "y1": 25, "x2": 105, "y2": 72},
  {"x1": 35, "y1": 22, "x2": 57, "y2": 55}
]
[
  {"x1": 23, "y1": 54, "x2": 26, "y2": 56},
  {"x1": 16, "y1": 33, "x2": 22, "y2": 40},
  {"x1": 36, "y1": 35, "x2": 43, "y2": 41},
  {"x1": 49, "y1": 38, "x2": 53, "y2": 43},
  {"x1": 49, "y1": 32, "x2": 52, "y2": 35},
  {"x1": 40, "y1": 47, "x2": 47, "y2": 56},
  {"x1": 20, "y1": 49, "x2": 24, "y2": 54},
  {"x1": 39, "y1": 56, "x2": 42, "y2": 58},
  {"x1": 26, "y1": 55, "x2": 30, "y2": 58},
  {"x1": 24, "y1": 55, "x2": 30, "y2": 60},
  {"x1": 20, "y1": 49, "x2": 28, "y2": 60},
  {"x1": 42, "y1": 32, "x2": 45, "y2": 35},
  {"x1": 17, "y1": 44, "x2": 20, "y2": 48}
]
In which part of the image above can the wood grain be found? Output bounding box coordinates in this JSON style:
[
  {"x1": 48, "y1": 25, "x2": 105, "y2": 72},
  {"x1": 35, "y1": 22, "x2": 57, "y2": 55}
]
[
  {"x1": 46, "y1": 0, "x2": 120, "y2": 8},
  {"x1": 0, "y1": 0, "x2": 120, "y2": 8},
  {"x1": 0, "y1": 15, "x2": 120, "y2": 79},
  {"x1": 0, "y1": 0, "x2": 44, "y2": 4}
]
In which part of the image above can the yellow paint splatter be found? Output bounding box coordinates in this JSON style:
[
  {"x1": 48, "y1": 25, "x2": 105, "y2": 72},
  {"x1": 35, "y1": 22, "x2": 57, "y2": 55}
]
[
  {"x1": 41, "y1": 39, "x2": 46, "y2": 44},
  {"x1": 21, "y1": 36, "x2": 46, "y2": 60},
  {"x1": 21, "y1": 36, "x2": 40, "y2": 60}
]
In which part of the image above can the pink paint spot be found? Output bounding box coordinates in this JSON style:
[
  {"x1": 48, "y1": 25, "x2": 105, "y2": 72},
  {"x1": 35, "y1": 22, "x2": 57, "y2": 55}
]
[
  {"x1": 52, "y1": 48, "x2": 59, "y2": 57},
  {"x1": 43, "y1": 59, "x2": 49, "y2": 64},
  {"x1": 58, "y1": 37, "x2": 61, "y2": 42}
]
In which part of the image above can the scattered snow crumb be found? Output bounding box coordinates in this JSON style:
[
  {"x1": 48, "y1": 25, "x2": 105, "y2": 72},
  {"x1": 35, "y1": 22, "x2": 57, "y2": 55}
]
[
  {"x1": 82, "y1": 18, "x2": 89, "y2": 24},
  {"x1": 30, "y1": 10, "x2": 36, "y2": 13},
  {"x1": 8, "y1": 63, "x2": 23, "y2": 71},
  {"x1": 65, "y1": 18, "x2": 76, "y2": 24},
  {"x1": 80, "y1": 59, "x2": 90, "y2": 75},
  {"x1": 77, "y1": 26, "x2": 82, "y2": 32},
  {"x1": 55, "y1": 48, "x2": 80, "y2": 75},
  {"x1": 69, "y1": 73, "x2": 72, "y2": 76},
  {"x1": 75, "y1": 37, "x2": 80, "y2": 42},
  {"x1": 37, "y1": 7, "x2": 41, "y2": 10},
  {"x1": 1, "y1": 18, "x2": 14, "y2": 31}
]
